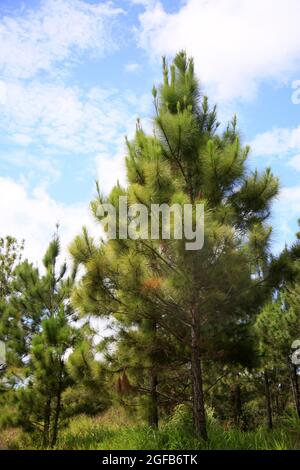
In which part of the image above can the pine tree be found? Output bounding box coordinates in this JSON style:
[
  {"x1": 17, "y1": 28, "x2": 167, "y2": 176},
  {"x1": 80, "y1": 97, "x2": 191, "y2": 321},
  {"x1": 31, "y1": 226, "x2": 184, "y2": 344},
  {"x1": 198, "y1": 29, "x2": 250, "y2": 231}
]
[
  {"x1": 67, "y1": 336, "x2": 111, "y2": 417},
  {"x1": 6, "y1": 234, "x2": 80, "y2": 447},
  {"x1": 100, "y1": 317, "x2": 189, "y2": 427},
  {"x1": 70, "y1": 52, "x2": 279, "y2": 440},
  {"x1": 69, "y1": 227, "x2": 184, "y2": 427},
  {"x1": 254, "y1": 222, "x2": 300, "y2": 424},
  {"x1": 0, "y1": 236, "x2": 24, "y2": 385},
  {"x1": 0, "y1": 236, "x2": 24, "y2": 299},
  {"x1": 255, "y1": 286, "x2": 300, "y2": 419}
]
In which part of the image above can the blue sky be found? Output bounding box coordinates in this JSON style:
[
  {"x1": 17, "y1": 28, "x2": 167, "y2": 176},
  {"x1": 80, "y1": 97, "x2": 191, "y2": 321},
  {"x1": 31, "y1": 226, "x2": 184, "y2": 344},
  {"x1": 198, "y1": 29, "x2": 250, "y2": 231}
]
[{"x1": 0, "y1": 0, "x2": 300, "y2": 262}]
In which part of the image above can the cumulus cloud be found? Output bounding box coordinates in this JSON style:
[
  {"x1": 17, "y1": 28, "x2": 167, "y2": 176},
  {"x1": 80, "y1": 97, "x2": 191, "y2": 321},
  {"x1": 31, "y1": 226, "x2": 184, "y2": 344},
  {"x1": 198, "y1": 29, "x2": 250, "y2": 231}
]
[
  {"x1": 246, "y1": 125, "x2": 300, "y2": 251},
  {"x1": 0, "y1": 82, "x2": 150, "y2": 154},
  {"x1": 0, "y1": 149, "x2": 60, "y2": 186},
  {"x1": 250, "y1": 126, "x2": 300, "y2": 157},
  {"x1": 0, "y1": 0, "x2": 123, "y2": 79},
  {"x1": 0, "y1": 80, "x2": 7, "y2": 105},
  {"x1": 96, "y1": 151, "x2": 127, "y2": 195},
  {"x1": 0, "y1": 176, "x2": 99, "y2": 264},
  {"x1": 279, "y1": 186, "x2": 300, "y2": 214},
  {"x1": 272, "y1": 184, "x2": 300, "y2": 251},
  {"x1": 0, "y1": 0, "x2": 155, "y2": 261},
  {"x1": 136, "y1": 0, "x2": 300, "y2": 101},
  {"x1": 288, "y1": 154, "x2": 300, "y2": 171},
  {"x1": 125, "y1": 63, "x2": 140, "y2": 73}
]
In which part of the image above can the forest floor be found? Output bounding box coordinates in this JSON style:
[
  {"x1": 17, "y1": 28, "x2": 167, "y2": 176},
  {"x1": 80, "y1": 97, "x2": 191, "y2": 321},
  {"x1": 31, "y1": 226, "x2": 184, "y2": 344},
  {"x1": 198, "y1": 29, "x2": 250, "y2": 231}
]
[
  {"x1": 2, "y1": 407, "x2": 300, "y2": 450},
  {"x1": 0, "y1": 427, "x2": 22, "y2": 449}
]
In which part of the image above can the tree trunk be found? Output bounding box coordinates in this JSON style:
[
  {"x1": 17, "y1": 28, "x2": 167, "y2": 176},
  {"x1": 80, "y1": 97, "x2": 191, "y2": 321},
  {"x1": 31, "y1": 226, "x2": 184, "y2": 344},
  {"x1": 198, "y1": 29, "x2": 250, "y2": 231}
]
[
  {"x1": 274, "y1": 390, "x2": 280, "y2": 415},
  {"x1": 231, "y1": 383, "x2": 243, "y2": 428},
  {"x1": 291, "y1": 365, "x2": 300, "y2": 418},
  {"x1": 51, "y1": 362, "x2": 63, "y2": 448},
  {"x1": 51, "y1": 384, "x2": 62, "y2": 448},
  {"x1": 190, "y1": 319, "x2": 207, "y2": 440},
  {"x1": 264, "y1": 370, "x2": 273, "y2": 430},
  {"x1": 42, "y1": 396, "x2": 51, "y2": 448},
  {"x1": 148, "y1": 368, "x2": 159, "y2": 428},
  {"x1": 146, "y1": 320, "x2": 159, "y2": 428}
]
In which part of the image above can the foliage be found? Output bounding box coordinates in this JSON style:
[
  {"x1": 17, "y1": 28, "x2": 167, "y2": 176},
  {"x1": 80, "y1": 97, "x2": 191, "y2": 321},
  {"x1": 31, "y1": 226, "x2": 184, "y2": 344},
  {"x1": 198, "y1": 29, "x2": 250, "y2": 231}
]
[
  {"x1": 70, "y1": 51, "x2": 279, "y2": 440},
  {"x1": 1, "y1": 52, "x2": 300, "y2": 451}
]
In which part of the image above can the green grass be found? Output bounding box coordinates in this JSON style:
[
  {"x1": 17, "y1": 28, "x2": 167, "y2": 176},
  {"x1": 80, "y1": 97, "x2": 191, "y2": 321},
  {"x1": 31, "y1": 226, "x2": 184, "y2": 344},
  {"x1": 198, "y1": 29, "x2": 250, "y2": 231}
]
[
  {"x1": 6, "y1": 406, "x2": 300, "y2": 450},
  {"x1": 53, "y1": 406, "x2": 300, "y2": 450}
]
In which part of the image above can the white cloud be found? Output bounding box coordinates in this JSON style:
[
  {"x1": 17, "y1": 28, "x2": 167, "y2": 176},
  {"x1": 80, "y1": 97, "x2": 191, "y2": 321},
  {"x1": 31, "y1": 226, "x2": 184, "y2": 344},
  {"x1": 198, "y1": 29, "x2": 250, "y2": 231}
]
[
  {"x1": 0, "y1": 176, "x2": 99, "y2": 264},
  {"x1": 279, "y1": 186, "x2": 300, "y2": 215},
  {"x1": 272, "y1": 185, "x2": 300, "y2": 251},
  {"x1": 288, "y1": 154, "x2": 300, "y2": 171},
  {"x1": 0, "y1": 80, "x2": 7, "y2": 104},
  {"x1": 136, "y1": 0, "x2": 300, "y2": 101},
  {"x1": 130, "y1": 0, "x2": 155, "y2": 5},
  {"x1": 0, "y1": 1, "x2": 151, "y2": 266},
  {"x1": 125, "y1": 63, "x2": 140, "y2": 73},
  {"x1": 13, "y1": 134, "x2": 34, "y2": 146},
  {"x1": 96, "y1": 151, "x2": 127, "y2": 195},
  {"x1": 0, "y1": 149, "x2": 61, "y2": 185},
  {"x1": 0, "y1": 0, "x2": 123, "y2": 79},
  {"x1": 0, "y1": 1, "x2": 141, "y2": 182},
  {"x1": 248, "y1": 126, "x2": 300, "y2": 251},
  {"x1": 250, "y1": 126, "x2": 300, "y2": 157},
  {"x1": 0, "y1": 81, "x2": 150, "y2": 154}
]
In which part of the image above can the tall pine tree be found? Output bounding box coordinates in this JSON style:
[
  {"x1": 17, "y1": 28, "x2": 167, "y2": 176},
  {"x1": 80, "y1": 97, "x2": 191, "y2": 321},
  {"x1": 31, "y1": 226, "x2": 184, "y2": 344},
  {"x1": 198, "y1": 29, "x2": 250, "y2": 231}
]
[{"x1": 70, "y1": 52, "x2": 279, "y2": 439}]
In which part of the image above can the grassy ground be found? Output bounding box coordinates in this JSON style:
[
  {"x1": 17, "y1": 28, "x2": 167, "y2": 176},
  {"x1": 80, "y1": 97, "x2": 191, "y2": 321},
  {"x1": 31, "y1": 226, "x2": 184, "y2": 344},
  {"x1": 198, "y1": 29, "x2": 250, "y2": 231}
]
[
  {"x1": 0, "y1": 428, "x2": 23, "y2": 450},
  {"x1": 3, "y1": 406, "x2": 300, "y2": 450}
]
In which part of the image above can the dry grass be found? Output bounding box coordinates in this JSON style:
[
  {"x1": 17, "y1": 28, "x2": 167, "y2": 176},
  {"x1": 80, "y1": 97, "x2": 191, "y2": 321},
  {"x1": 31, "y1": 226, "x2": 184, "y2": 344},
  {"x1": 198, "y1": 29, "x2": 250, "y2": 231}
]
[{"x1": 0, "y1": 428, "x2": 23, "y2": 449}]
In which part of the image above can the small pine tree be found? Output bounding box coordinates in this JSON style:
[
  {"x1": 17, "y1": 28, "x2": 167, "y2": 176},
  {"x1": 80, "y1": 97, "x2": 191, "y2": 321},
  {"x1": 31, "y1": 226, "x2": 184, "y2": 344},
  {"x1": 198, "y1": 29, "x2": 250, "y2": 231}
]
[
  {"x1": 6, "y1": 235, "x2": 80, "y2": 447},
  {"x1": 0, "y1": 236, "x2": 24, "y2": 389}
]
